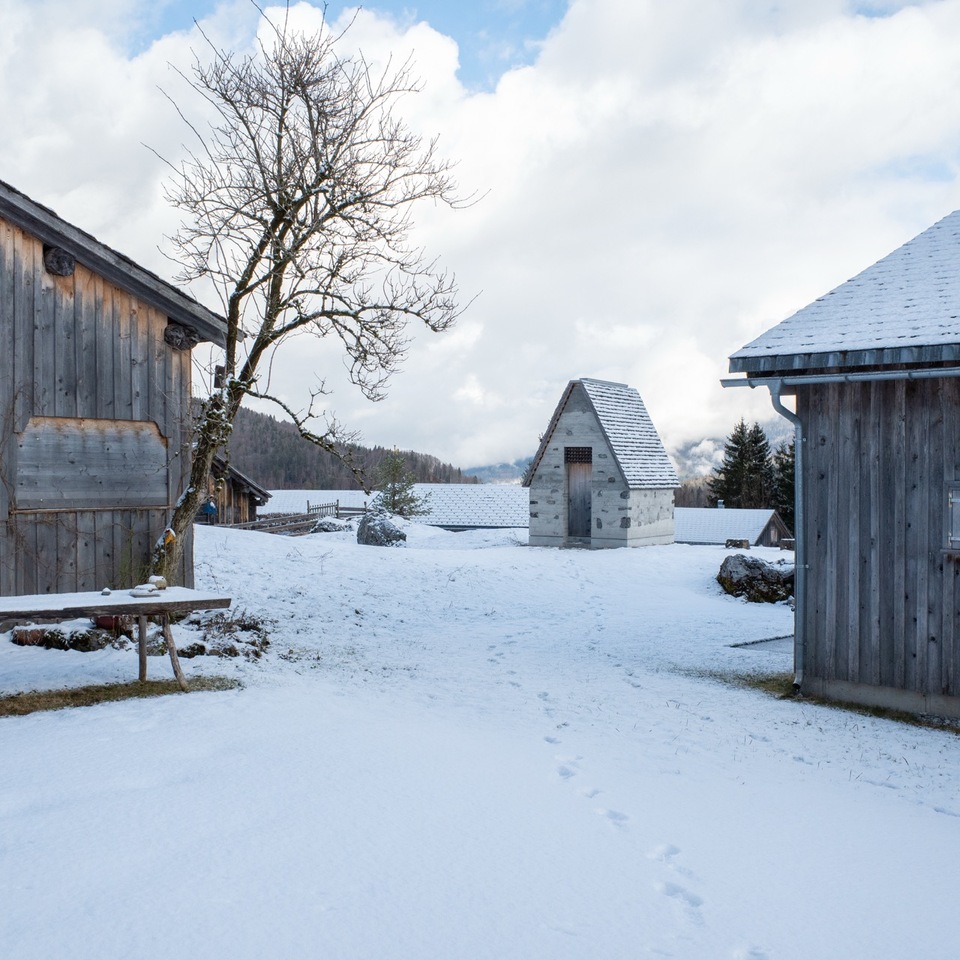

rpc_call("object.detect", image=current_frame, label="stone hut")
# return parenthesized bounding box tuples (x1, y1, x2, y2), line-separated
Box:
(524, 378, 678, 547)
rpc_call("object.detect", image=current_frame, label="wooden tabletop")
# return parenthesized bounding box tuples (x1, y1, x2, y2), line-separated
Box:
(0, 587, 232, 621)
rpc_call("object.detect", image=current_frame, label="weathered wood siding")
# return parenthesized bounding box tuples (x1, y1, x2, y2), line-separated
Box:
(0, 214, 193, 594)
(207, 474, 258, 526)
(798, 377, 960, 714)
(528, 383, 675, 548)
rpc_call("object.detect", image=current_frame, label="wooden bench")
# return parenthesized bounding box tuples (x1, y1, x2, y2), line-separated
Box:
(0, 588, 232, 692)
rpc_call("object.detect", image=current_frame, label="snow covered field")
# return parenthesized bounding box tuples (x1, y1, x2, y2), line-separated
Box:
(2, 524, 959, 959)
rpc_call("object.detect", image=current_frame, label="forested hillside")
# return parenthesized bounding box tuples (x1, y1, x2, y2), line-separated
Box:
(224, 406, 479, 490)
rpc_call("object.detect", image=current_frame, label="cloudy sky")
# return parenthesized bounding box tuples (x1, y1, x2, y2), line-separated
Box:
(3, 0, 960, 471)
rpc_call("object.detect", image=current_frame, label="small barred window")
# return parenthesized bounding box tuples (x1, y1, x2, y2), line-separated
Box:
(564, 447, 593, 464)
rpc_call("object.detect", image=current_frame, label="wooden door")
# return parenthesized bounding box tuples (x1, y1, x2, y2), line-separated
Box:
(567, 461, 592, 539)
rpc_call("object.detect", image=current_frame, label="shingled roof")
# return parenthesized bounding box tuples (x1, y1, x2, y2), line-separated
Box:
(524, 378, 679, 489)
(730, 210, 960, 375)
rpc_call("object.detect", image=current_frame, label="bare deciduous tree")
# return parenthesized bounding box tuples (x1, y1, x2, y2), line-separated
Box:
(151, 7, 462, 579)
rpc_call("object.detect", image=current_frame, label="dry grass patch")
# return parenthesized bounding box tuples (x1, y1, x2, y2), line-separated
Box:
(706, 669, 960, 734)
(0, 676, 240, 717)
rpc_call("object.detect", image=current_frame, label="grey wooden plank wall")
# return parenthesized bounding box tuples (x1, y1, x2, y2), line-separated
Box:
(0, 215, 193, 594)
(799, 378, 960, 700)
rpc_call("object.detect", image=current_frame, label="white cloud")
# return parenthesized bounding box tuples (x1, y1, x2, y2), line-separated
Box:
(3, 0, 960, 469)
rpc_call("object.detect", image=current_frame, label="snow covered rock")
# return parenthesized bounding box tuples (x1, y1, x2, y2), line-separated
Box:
(313, 517, 349, 533)
(356, 509, 407, 547)
(717, 553, 794, 603)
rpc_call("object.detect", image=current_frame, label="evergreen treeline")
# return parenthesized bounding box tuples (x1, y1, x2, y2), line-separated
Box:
(223, 406, 480, 490)
(708, 418, 795, 529)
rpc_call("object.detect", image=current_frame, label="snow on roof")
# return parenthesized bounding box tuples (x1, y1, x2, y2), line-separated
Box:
(526, 378, 679, 489)
(415, 483, 529, 529)
(729, 210, 960, 372)
(264, 485, 528, 529)
(674, 507, 782, 545)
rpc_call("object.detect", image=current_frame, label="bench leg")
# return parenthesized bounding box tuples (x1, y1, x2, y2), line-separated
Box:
(138, 615, 148, 683)
(161, 613, 188, 692)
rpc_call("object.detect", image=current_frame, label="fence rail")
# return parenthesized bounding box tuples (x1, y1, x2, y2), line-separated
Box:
(222, 499, 370, 535)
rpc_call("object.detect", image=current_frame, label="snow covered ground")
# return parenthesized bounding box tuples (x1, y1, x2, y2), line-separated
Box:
(2, 524, 959, 959)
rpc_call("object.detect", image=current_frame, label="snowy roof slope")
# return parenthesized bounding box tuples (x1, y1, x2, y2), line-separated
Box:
(264, 485, 528, 529)
(526, 379, 679, 489)
(730, 210, 960, 373)
(674, 507, 784, 545)
(415, 483, 529, 529)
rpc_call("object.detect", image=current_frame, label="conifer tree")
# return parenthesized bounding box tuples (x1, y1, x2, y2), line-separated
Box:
(373, 450, 430, 517)
(709, 418, 774, 508)
(771, 439, 796, 531)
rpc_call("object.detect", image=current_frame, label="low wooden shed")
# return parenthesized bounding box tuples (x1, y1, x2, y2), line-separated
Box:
(0, 180, 227, 594)
(207, 456, 272, 525)
(673, 507, 791, 547)
(524, 378, 678, 547)
(727, 211, 960, 717)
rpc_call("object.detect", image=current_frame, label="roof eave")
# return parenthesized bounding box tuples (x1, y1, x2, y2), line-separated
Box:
(0, 180, 228, 347)
(729, 342, 960, 376)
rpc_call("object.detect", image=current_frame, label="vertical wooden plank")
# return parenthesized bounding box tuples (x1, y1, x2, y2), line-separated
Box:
(864, 379, 882, 686)
(892, 380, 908, 690)
(0, 217, 14, 596)
(804, 386, 829, 678)
(34, 252, 57, 419)
(114, 290, 133, 420)
(875, 380, 896, 688)
(902, 380, 922, 693)
(97, 277, 116, 421)
(75, 266, 98, 419)
(130, 298, 143, 422)
(53, 271, 77, 419)
(55, 510, 78, 592)
(75, 511, 98, 591)
(923, 378, 944, 697)
(843, 382, 862, 684)
(12, 222, 36, 430)
(35, 513, 58, 593)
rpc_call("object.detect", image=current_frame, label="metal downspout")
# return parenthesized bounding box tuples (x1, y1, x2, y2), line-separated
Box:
(768, 382, 805, 692)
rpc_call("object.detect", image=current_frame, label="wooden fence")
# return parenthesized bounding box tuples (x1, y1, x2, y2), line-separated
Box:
(224, 499, 370, 536)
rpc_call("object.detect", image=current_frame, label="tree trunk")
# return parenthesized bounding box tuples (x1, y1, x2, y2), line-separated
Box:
(151, 388, 241, 581)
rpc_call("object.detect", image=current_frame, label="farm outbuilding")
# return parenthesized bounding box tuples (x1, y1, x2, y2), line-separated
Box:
(524, 378, 678, 548)
(727, 210, 960, 717)
(206, 456, 272, 526)
(0, 180, 227, 594)
(674, 507, 791, 547)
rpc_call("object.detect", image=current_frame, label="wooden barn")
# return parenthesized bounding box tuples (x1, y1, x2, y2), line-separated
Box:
(207, 455, 272, 525)
(0, 180, 227, 594)
(524, 378, 678, 548)
(726, 210, 960, 717)
(673, 507, 791, 547)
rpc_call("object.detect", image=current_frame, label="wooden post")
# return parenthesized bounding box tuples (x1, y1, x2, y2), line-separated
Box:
(161, 613, 189, 692)
(138, 614, 148, 682)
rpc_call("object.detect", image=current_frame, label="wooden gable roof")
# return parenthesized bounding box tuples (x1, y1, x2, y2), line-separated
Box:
(212, 455, 272, 506)
(730, 211, 960, 376)
(524, 378, 679, 489)
(0, 178, 227, 347)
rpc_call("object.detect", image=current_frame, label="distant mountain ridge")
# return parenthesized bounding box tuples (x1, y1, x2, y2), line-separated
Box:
(464, 458, 532, 484)
(224, 406, 479, 489)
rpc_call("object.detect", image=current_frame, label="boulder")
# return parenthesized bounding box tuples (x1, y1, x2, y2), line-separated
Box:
(313, 517, 348, 533)
(357, 509, 407, 547)
(718, 553, 794, 603)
